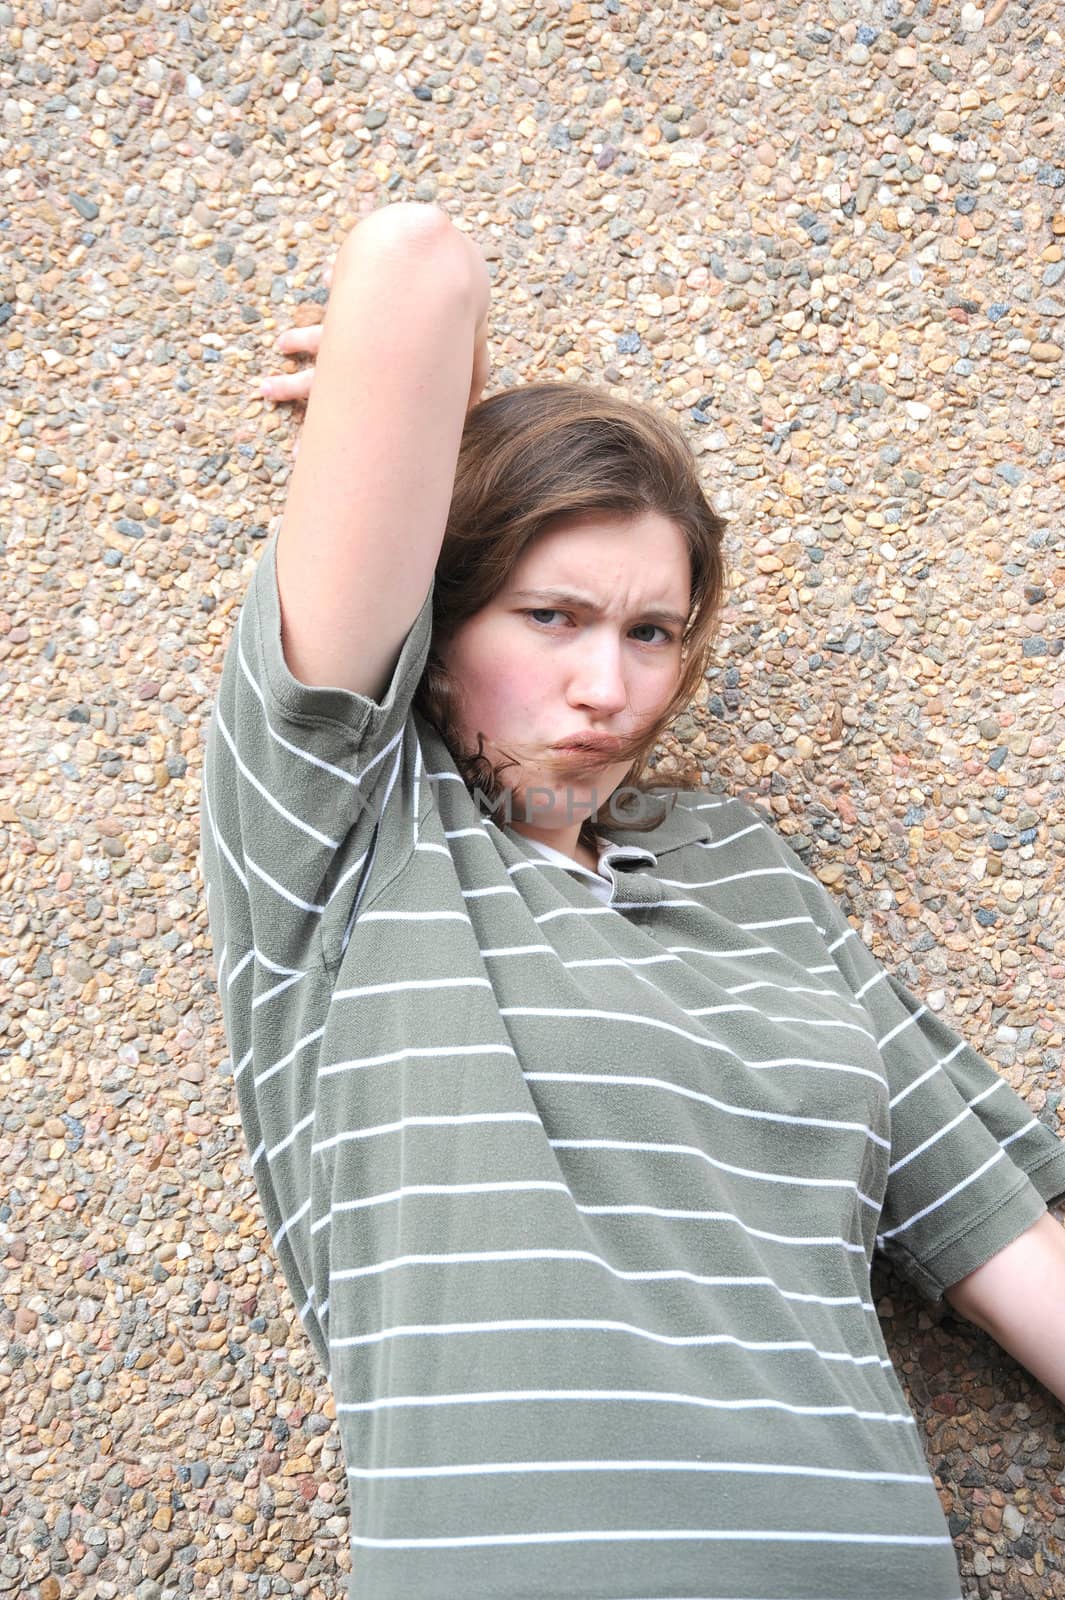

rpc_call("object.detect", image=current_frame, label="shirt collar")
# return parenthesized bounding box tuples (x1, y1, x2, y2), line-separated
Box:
(594, 789, 715, 858)
(495, 791, 715, 874)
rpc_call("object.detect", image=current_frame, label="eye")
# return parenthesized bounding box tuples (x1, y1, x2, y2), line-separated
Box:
(522, 611, 674, 645)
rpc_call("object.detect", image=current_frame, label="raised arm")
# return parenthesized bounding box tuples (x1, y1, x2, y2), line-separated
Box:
(273, 202, 490, 699)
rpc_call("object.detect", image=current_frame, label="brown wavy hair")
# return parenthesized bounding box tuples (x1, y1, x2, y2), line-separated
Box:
(412, 381, 730, 848)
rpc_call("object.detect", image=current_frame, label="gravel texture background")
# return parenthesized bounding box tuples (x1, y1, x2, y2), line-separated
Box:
(2, 0, 1064, 1595)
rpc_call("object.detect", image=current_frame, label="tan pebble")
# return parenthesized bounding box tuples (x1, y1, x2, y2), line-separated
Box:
(166, 1340, 184, 1364)
(1030, 342, 1061, 363)
(1001, 1504, 1026, 1539)
(52, 1368, 74, 1391)
(39, 1580, 60, 1600)
(14, 1306, 37, 1333)
(232, 1502, 256, 1524)
(153, 1505, 172, 1531)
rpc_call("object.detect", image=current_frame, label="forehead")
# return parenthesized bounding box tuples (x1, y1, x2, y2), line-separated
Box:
(509, 512, 691, 601)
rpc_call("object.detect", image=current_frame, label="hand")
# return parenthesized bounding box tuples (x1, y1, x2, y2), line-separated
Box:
(261, 261, 491, 429)
(259, 263, 335, 412)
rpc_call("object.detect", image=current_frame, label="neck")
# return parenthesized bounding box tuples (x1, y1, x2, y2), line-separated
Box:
(513, 820, 600, 872)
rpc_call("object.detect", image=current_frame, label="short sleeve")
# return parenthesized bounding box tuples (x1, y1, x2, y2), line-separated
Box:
(200, 530, 434, 982)
(734, 801, 1065, 1303)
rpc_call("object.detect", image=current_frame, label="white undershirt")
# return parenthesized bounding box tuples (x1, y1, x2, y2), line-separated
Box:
(521, 834, 617, 904)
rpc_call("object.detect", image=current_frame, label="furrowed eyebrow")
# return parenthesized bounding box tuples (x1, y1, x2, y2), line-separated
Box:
(509, 588, 689, 630)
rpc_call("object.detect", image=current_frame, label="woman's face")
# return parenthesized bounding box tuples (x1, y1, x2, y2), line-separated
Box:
(435, 510, 692, 856)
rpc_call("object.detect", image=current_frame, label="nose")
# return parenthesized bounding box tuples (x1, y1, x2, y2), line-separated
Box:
(565, 631, 629, 716)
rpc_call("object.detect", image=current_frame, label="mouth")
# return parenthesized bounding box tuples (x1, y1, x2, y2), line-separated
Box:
(550, 735, 626, 755)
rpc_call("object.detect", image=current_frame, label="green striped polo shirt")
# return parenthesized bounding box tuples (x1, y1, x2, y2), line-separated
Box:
(200, 532, 1065, 1600)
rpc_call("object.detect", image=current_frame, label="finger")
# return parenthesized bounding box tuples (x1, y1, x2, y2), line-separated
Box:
(323, 263, 333, 289)
(275, 325, 323, 354)
(260, 370, 314, 404)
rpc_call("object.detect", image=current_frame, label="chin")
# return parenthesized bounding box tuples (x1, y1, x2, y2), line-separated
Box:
(525, 785, 614, 831)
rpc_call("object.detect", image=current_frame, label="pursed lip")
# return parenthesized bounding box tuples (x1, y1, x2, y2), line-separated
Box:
(550, 734, 627, 754)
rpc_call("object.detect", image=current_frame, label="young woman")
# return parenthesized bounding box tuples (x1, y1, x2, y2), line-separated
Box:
(201, 200, 1065, 1600)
